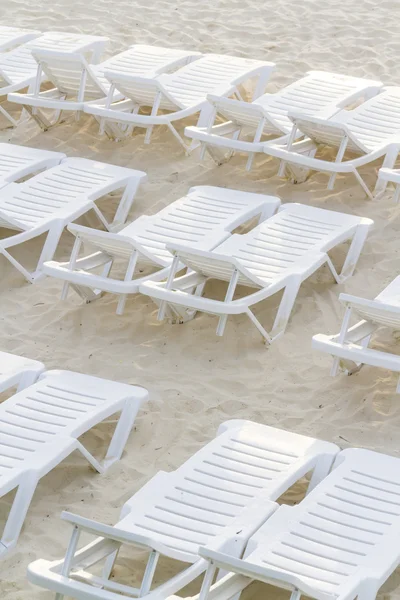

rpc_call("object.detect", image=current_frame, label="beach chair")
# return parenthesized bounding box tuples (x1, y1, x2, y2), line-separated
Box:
(0, 158, 147, 282)
(312, 275, 400, 391)
(0, 31, 107, 127)
(83, 54, 275, 149)
(0, 143, 65, 188)
(8, 45, 201, 130)
(184, 71, 382, 170)
(376, 166, 400, 201)
(0, 26, 41, 52)
(191, 447, 400, 600)
(26, 419, 339, 600)
(0, 350, 44, 393)
(41, 187, 280, 314)
(140, 204, 373, 343)
(262, 87, 400, 198)
(0, 369, 148, 555)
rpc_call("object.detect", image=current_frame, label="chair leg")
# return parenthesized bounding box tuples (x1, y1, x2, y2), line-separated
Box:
(270, 280, 301, 340)
(102, 399, 142, 469)
(34, 224, 65, 279)
(374, 146, 399, 197)
(54, 525, 81, 600)
(1, 477, 39, 554)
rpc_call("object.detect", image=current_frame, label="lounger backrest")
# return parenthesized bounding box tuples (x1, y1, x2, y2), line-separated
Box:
(103, 72, 179, 111)
(97, 45, 200, 83)
(162, 54, 270, 108)
(0, 158, 141, 230)
(71, 187, 280, 267)
(0, 370, 145, 494)
(340, 292, 400, 328)
(0, 26, 40, 52)
(107, 54, 270, 110)
(211, 72, 382, 134)
(174, 204, 367, 287)
(31, 49, 107, 99)
(244, 448, 400, 598)
(118, 420, 338, 562)
(294, 87, 400, 153)
(0, 32, 107, 86)
(0, 143, 64, 186)
(0, 351, 44, 393)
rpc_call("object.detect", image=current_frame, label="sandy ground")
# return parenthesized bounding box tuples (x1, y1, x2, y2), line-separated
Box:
(1, 0, 400, 597)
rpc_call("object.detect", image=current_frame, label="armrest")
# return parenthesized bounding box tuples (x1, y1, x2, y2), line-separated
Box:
(61, 511, 172, 555)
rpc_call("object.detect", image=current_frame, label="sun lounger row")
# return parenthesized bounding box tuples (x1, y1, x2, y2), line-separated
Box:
(0, 144, 146, 282)
(0, 155, 373, 340)
(23, 419, 400, 600)
(0, 35, 274, 137)
(2, 35, 400, 199)
(35, 186, 372, 343)
(188, 83, 400, 199)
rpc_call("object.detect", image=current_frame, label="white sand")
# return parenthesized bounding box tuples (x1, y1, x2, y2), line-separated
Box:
(1, 0, 400, 597)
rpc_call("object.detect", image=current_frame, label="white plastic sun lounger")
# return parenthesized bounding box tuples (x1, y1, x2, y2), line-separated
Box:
(8, 45, 200, 130)
(0, 143, 65, 188)
(27, 419, 339, 600)
(42, 186, 280, 314)
(140, 204, 373, 343)
(0, 158, 146, 282)
(376, 166, 400, 202)
(184, 71, 382, 170)
(0, 32, 107, 126)
(312, 275, 400, 392)
(0, 350, 44, 393)
(83, 54, 275, 149)
(0, 369, 148, 555)
(191, 447, 400, 600)
(262, 86, 400, 199)
(0, 26, 41, 52)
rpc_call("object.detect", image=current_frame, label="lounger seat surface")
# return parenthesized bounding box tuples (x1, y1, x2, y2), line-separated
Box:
(140, 204, 373, 341)
(0, 350, 44, 393)
(0, 143, 65, 188)
(0, 31, 107, 126)
(27, 419, 339, 599)
(198, 448, 400, 600)
(0, 369, 148, 554)
(42, 186, 280, 310)
(312, 275, 400, 385)
(184, 72, 382, 154)
(0, 157, 146, 282)
(263, 87, 400, 198)
(8, 45, 201, 119)
(83, 53, 275, 148)
(0, 157, 146, 231)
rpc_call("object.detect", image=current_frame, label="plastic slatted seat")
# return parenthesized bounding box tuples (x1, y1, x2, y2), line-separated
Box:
(196, 447, 400, 600)
(0, 157, 146, 282)
(263, 87, 400, 198)
(312, 275, 400, 392)
(26, 419, 339, 600)
(8, 45, 200, 130)
(0, 143, 65, 188)
(0, 350, 44, 393)
(0, 26, 40, 52)
(0, 369, 148, 555)
(42, 186, 280, 314)
(83, 53, 275, 149)
(0, 32, 107, 126)
(184, 72, 382, 170)
(140, 204, 373, 343)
